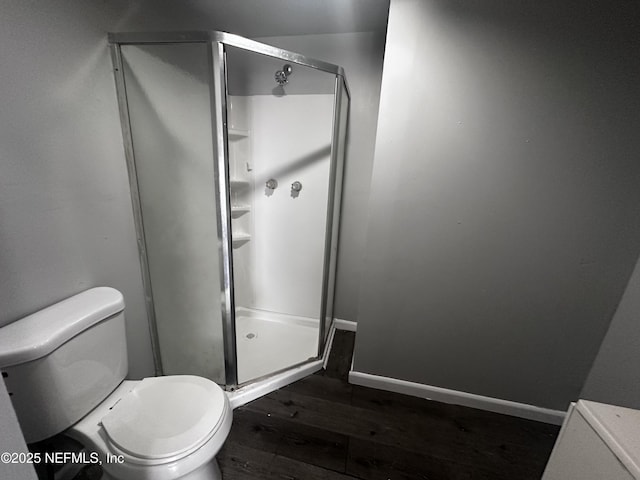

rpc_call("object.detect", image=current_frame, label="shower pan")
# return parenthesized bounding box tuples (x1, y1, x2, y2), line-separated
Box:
(108, 31, 349, 398)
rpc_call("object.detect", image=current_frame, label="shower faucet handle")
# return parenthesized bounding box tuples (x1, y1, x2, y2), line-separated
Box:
(275, 64, 293, 86)
(291, 181, 302, 192)
(266, 178, 278, 190)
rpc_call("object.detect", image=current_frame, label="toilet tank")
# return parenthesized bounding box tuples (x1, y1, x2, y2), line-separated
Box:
(0, 287, 128, 443)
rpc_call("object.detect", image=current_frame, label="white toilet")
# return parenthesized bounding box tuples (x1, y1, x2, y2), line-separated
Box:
(0, 287, 232, 480)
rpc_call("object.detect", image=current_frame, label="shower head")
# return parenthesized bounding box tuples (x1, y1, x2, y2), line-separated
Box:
(274, 64, 293, 85)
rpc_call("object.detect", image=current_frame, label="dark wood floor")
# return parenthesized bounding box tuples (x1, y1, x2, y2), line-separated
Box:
(218, 330, 560, 480)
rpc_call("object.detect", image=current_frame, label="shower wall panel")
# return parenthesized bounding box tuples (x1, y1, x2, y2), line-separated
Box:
(246, 94, 334, 319)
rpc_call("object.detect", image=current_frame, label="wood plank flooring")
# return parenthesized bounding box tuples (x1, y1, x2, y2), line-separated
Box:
(218, 330, 560, 480)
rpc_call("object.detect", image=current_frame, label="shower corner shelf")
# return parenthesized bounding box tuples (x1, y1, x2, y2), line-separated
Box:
(229, 178, 250, 189)
(228, 128, 249, 140)
(232, 233, 251, 247)
(231, 205, 251, 217)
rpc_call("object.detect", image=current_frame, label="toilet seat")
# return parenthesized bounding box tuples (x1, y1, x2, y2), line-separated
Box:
(101, 376, 227, 464)
(67, 378, 233, 480)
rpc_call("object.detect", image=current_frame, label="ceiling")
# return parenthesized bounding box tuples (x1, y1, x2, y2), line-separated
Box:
(117, 0, 390, 96)
(122, 0, 390, 38)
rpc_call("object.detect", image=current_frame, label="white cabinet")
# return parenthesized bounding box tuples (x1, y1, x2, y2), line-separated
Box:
(543, 400, 640, 480)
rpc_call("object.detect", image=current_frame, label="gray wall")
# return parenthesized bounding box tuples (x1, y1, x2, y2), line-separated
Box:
(255, 33, 387, 322)
(0, 383, 37, 479)
(353, 0, 640, 411)
(581, 252, 640, 408)
(0, 1, 157, 380)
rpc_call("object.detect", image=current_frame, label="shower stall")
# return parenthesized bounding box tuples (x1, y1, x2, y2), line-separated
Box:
(108, 31, 349, 395)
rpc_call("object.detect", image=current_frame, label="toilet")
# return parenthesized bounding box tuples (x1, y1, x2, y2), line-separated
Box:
(0, 287, 232, 480)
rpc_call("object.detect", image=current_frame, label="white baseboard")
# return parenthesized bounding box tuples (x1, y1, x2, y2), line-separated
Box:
(349, 370, 566, 425)
(334, 318, 357, 332)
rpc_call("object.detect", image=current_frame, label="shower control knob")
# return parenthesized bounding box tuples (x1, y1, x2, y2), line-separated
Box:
(275, 70, 288, 85)
(275, 64, 293, 86)
(291, 181, 302, 192)
(266, 178, 278, 190)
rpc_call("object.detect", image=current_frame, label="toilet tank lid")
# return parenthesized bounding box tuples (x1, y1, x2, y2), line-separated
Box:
(0, 287, 124, 368)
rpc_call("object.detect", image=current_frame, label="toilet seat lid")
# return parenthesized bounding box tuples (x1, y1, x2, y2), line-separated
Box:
(101, 375, 227, 460)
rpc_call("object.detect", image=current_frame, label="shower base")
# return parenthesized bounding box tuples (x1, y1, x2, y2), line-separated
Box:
(235, 308, 319, 384)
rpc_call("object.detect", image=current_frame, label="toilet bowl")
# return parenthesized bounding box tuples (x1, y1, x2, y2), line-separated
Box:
(68, 376, 232, 480)
(0, 287, 232, 480)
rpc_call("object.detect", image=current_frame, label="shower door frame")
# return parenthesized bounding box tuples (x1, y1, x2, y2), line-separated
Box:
(109, 31, 350, 389)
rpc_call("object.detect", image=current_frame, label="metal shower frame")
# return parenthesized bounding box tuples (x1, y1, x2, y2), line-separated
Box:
(108, 31, 350, 389)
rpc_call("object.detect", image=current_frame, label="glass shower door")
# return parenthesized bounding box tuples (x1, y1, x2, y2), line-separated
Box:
(224, 45, 337, 384)
(116, 43, 228, 384)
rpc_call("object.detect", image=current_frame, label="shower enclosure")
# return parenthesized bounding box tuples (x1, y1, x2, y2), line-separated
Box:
(108, 31, 349, 391)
